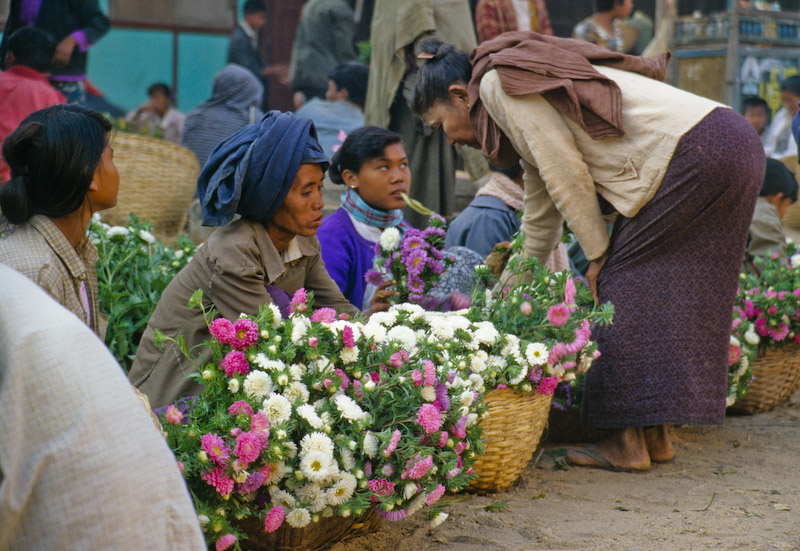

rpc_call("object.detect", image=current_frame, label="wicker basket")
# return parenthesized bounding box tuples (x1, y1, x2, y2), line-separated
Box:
(234, 508, 382, 551)
(469, 389, 552, 494)
(101, 132, 199, 243)
(730, 344, 800, 414)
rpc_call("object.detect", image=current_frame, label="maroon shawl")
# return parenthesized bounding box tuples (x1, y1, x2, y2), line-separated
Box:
(468, 32, 671, 168)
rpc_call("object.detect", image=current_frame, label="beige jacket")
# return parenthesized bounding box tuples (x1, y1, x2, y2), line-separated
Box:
(479, 65, 724, 261)
(130, 219, 358, 408)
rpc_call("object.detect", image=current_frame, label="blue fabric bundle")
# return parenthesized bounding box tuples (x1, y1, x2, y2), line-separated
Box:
(197, 110, 329, 226)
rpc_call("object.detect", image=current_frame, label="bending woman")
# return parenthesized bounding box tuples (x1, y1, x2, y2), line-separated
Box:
(130, 111, 364, 409)
(413, 34, 764, 470)
(319, 126, 412, 310)
(0, 104, 118, 339)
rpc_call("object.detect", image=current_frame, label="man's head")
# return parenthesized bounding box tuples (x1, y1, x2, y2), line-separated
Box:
(243, 0, 267, 32)
(4, 27, 56, 73)
(326, 62, 370, 110)
(742, 95, 770, 135)
(761, 158, 798, 219)
(780, 75, 800, 116)
(147, 83, 173, 117)
(595, 0, 634, 18)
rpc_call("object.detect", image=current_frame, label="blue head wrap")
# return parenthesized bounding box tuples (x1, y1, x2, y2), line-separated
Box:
(197, 110, 329, 226)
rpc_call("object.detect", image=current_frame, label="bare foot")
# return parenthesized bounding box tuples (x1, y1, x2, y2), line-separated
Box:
(565, 427, 651, 471)
(644, 425, 674, 463)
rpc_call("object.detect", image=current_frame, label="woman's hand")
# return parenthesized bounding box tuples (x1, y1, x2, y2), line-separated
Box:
(52, 35, 77, 66)
(586, 252, 608, 303)
(366, 280, 398, 315)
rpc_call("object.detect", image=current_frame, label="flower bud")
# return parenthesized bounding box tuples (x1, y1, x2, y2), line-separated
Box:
(202, 369, 213, 380)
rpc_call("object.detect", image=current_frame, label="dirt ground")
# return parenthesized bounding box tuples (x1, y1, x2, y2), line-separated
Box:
(331, 389, 800, 551)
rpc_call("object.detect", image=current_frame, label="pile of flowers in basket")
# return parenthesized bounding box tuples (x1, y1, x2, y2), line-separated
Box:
(162, 289, 542, 549)
(365, 214, 454, 306)
(467, 232, 615, 405)
(89, 213, 194, 371)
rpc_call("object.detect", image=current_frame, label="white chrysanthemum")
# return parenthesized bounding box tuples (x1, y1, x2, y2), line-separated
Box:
(363, 432, 378, 458)
(430, 512, 449, 528)
(467, 373, 485, 392)
(487, 355, 506, 369)
(291, 317, 310, 344)
(386, 325, 417, 350)
(266, 303, 282, 328)
(263, 461, 286, 485)
(470, 353, 487, 373)
(315, 357, 334, 374)
(448, 375, 465, 389)
(197, 514, 210, 528)
(446, 313, 471, 331)
(379, 227, 401, 250)
(369, 311, 398, 327)
(284, 381, 310, 404)
(254, 353, 285, 371)
(428, 316, 456, 340)
(473, 321, 500, 346)
(297, 404, 324, 428)
(735, 355, 749, 377)
(106, 226, 129, 238)
(138, 229, 156, 244)
(268, 486, 297, 509)
(726, 394, 736, 407)
(393, 302, 425, 321)
(300, 431, 335, 457)
(320, 411, 333, 426)
(460, 390, 475, 407)
(507, 363, 527, 386)
(791, 253, 800, 268)
(286, 508, 312, 528)
(244, 370, 273, 399)
(263, 393, 292, 425)
(326, 473, 357, 506)
(525, 342, 548, 366)
(406, 492, 427, 516)
(339, 447, 356, 471)
(362, 322, 388, 343)
(334, 394, 368, 422)
(578, 348, 594, 372)
(340, 347, 359, 364)
(289, 363, 307, 380)
(283, 441, 298, 458)
(730, 335, 740, 347)
(744, 330, 760, 346)
(404, 482, 418, 500)
(228, 378, 240, 393)
(295, 483, 328, 512)
(300, 450, 338, 482)
(421, 386, 436, 401)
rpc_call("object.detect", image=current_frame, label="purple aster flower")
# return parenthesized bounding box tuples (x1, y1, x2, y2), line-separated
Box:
(365, 269, 386, 286)
(404, 249, 428, 276)
(407, 276, 425, 294)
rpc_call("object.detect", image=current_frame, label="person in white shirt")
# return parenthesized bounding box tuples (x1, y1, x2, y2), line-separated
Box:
(763, 75, 800, 159)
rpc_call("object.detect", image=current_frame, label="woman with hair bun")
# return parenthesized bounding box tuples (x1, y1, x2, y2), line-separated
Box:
(319, 126, 412, 309)
(0, 104, 118, 338)
(412, 34, 764, 471)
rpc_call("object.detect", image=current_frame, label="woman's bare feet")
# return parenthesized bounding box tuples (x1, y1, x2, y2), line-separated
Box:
(565, 427, 651, 471)
(643, 425, 674, 463)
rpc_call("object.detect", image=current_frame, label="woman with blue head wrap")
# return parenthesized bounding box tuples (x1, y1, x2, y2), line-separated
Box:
(130, 111, 366, 409)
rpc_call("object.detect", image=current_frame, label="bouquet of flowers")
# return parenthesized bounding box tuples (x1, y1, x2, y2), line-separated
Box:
(365, 215, 454, 305)
(89, 213, 195, 371)
(728, 307, 756, 406)
(467, 232, 615, 406)
(160, 290, 488, 550)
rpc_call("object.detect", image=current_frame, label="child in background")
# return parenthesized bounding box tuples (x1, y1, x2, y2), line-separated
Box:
(742, 95, 770, 146)
(748, 158, 798, 259)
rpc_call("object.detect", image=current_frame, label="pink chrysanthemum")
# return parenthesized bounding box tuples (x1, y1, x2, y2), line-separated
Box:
(308, 336, 319, 348)
(222, 350, 250, 377)
(404, 455, 433, 479)
(381, 463, 395, 476)
(520, 301, 532, 316)
(497, 383, 508, 390)
(289, 288, 308, 313)
(768, 322, 790, 341)
(416, 404, 442, 435)
(164, 404, 183, 425)
(537, 376, 559, 396)
(547, 343, 568, 366)
(310, 307, 337, 323)
(201, 465, 234, 496)
(728, 344, 742, 366)
(334, 368, 350, 390)
(216, 533, 237, 551)
(564, 278, 577, 306)
(755, 317, 769, 336)
(237, 471, 265, 494)
(446, 466, 461, 479)
(339, 312, 350, 320)
(768, 305, 778, 315)
(259, 464, 272, 481)
(367, 477, 396, 497)
(201, 433, 231, 465)
(264, 505, 285, 533)
(209, 318, 235, 345)
(451, 416, 467, 439)
(411, 369, 423, 386)
(177, 461, 185, 473)
(427, 484, 446, 506)
(234, 431, 263, 464)
(378, 508, 407, 521)
(389, 352, 404, 369)
(438, 431, 449, 448)
(228, 400, 254, 417)
(547, 304, 570, 327)
(353, 379, 364, 399)
(382, 429, 402, 457)
(422, 360, 436, 386)
(342, 325, 356, 348)
(230, 318, 259, 350)
(250, 411, 271, 444)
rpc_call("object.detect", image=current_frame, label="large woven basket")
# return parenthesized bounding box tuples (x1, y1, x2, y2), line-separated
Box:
(469, 389, 552, 494)
(730, 344, 800, 414)
(101, 132, 199, 243)
(235, 507, 382, 551)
